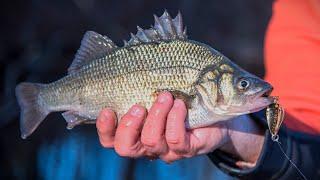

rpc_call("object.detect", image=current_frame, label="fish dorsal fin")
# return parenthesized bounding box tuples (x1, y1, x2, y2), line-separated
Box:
(68, 31, 118, 74)
(126, 10, 187, 46)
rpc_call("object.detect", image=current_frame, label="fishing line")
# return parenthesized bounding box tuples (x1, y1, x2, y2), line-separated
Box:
(266, 97, 308, 180)
(271, 135, 308, 180)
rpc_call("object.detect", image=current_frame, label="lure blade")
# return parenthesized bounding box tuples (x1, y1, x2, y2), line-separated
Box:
(266, 97, 285, 139)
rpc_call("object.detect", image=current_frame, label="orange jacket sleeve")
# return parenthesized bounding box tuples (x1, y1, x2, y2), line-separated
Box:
(210, 1, 320, 179)
(264, 0, 320, 135)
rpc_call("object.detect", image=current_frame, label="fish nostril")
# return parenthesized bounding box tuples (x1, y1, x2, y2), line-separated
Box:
(263, 82, 273, 92)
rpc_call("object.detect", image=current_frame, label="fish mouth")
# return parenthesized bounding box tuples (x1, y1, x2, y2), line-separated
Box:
(256, 86, 273, 100)
(261, 88, 272, 97)
(248, 87, 274, 113)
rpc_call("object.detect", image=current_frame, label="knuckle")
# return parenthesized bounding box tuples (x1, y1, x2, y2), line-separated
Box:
(166, 132, 181, 144)
(167, 138, 190, 154)
(166, 137, 180, 145)
(141, 136, 159, 147)
(170, 144, 188, 154)
(120, 114, 132, 122)
(147, 108, 166, 121)
(114, 144, 130, 157)
(146, 111, 159, 120)
(119, 117, 137, 129)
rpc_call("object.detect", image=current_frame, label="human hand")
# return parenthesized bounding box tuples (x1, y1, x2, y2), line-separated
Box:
(96, 92, 265, 166)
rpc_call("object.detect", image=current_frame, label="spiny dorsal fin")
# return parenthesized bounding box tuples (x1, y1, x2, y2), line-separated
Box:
(125, 11, 187, 46)
(68, 31, 118, 74)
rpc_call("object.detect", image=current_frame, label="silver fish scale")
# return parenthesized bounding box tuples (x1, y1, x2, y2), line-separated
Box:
(40, 40, 221, 121)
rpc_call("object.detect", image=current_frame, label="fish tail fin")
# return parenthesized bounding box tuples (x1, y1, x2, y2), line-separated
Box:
(15, 82, 49, 139)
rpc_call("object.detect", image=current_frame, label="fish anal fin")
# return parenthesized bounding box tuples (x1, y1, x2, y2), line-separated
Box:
(68, 31, 118, 74)
(62, 111, 92, 129)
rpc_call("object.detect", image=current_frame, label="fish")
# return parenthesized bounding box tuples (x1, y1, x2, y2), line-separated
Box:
(15, 11, 274, 139)
(266, 97, 285, 141)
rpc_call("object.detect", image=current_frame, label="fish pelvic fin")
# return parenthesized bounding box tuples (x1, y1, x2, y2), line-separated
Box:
(62, 111, 92, 130)
(15, 82, 50, 139)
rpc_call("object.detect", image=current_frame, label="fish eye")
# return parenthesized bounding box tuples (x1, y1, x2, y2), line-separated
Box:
(238, 79, 250, 90)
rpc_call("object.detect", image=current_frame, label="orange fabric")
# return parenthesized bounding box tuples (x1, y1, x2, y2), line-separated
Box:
(264, 0, 320, 135)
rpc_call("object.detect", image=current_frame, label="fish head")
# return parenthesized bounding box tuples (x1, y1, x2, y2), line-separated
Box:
(223, 68, 274, 114)
(196, 59, 273, 119)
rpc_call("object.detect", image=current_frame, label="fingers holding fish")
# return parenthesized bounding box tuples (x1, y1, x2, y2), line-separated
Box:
(96, 109, 117, 148)
(143, 98, 195, 162)
(96, 94, 239, 163)
(114, 105, 147, 158)
(97, 96, 207, 161)
(141, 92, 173, 155)
(166, 99, 190, 154)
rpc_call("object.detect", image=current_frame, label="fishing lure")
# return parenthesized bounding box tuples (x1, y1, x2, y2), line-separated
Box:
(266, 97, 308, 180)
(266, 96, 284, 141)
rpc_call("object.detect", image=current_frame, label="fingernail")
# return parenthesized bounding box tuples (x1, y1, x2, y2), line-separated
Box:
(98, 113, 107, 123)
(101, 113, 109, 122)
(130, 106, 144, 117)
(100, 116, 107, 122)
(101, 110, 112, 122)
(158, 93, 169, 103)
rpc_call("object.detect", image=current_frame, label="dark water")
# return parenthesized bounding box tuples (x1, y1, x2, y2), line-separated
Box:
(0, 0, 272, 179)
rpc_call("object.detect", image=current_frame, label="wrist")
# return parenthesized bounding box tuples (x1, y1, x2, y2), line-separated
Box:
(219, 115, 265, 167)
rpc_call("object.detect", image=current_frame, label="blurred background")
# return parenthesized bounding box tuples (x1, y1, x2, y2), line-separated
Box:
(0, 0, 272, 179)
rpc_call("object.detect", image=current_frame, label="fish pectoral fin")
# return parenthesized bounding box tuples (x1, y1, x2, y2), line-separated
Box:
(62, 111, 92, 130)
(154, 90, 194, 109)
